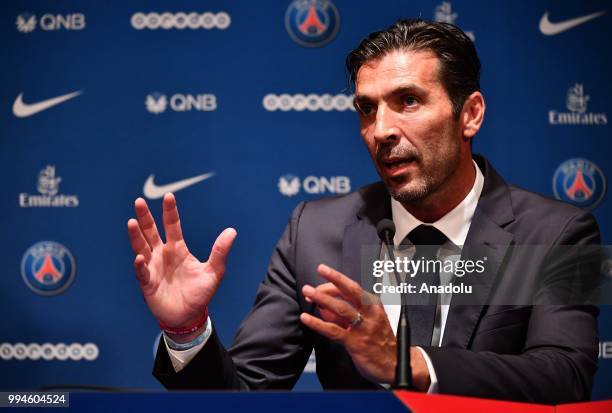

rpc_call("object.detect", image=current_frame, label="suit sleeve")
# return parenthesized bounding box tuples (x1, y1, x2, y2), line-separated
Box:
(153, 202, 313, 390)
(421, 211, 601, 404)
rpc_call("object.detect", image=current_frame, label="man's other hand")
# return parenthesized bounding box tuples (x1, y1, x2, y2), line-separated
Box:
(127, 193, 237, 343)
(300, 264, 430, 390)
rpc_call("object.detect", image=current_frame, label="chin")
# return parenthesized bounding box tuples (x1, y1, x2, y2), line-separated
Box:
(386, 177, 430, 203)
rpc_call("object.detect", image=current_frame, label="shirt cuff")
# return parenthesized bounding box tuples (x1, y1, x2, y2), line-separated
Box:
(416, 346, 439, 394)
(163, 316, 212, 373)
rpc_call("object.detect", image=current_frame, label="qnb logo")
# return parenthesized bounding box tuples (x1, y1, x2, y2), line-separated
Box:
(0, 343, 98, 361)
(16, 13, 36, 33)
(433, 2, 475, 41)
(19, 165, 79, 208)
(131, 12, 230, 30)
(549, 83, 608, 125)
(552, 158, 606, 210)
(600, 341, 612, 359)
(263, 94, 354, 112)
(146, 92, 217, 114)
(146, 93, 167, 114)
(16, 13, 86, 33)
(278, 175, 351, 197)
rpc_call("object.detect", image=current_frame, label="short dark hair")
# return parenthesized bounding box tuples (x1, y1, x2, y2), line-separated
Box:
(346, 19, 481, 118)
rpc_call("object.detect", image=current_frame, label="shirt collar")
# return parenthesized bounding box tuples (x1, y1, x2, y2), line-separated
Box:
(391, 160, 484, 246)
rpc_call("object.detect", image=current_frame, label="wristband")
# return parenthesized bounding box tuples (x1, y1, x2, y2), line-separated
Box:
(159, 307, 208, 335)
(164, 318, 211, 351)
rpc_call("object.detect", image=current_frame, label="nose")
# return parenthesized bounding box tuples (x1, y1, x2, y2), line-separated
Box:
(372, 105, 400, 143)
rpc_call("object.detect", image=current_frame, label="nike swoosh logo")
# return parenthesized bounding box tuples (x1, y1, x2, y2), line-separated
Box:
(143, 172, 215, 199)
(12, 91, 83, 118)
(539, 10, 607, 36)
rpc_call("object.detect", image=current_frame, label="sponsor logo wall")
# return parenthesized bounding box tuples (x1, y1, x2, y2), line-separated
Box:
(19, 165, 79, 208)
(13, 91, 83, 118)
(0, 343, 99, 361)
(285, 0, 340, 47)
(601, 342, 612, 359)
(549, 83, 608, 125)
(145, 93, 217, 114)
(16, 13, 86, 33)
(2, 0, 611, 397)
(263, 93, 354, 112)
(278, 175, 351, 196)
(552, 158, 606, 209)
(130, 12, 231, 30)
(21, 241, 76, 296)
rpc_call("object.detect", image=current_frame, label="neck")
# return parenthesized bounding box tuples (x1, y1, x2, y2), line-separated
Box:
(401, 157, 476, 223)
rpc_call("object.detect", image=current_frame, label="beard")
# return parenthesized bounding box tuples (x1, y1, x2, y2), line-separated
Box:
(377, 134, 462, 205)
(387, 171, 437, 203)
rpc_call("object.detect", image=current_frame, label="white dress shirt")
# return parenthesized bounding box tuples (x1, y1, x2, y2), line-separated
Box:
(384, 160, 484, 392)
(165, 161, 484, 392)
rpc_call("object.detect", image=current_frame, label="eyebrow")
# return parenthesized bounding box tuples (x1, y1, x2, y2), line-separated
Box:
(354, 84, 428, 105)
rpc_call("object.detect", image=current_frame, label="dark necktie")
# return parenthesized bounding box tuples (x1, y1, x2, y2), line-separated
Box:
(403, 225, 448, 347)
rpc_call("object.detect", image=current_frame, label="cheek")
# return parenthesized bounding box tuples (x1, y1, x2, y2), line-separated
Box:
(421, 117, 457, 150)
(359, 126, 376, 155)
(359, 117, 372, 136)
(361, 137, 377, 159)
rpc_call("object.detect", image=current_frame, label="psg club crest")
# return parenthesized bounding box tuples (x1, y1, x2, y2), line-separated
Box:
(21, 241, 76, 296)
(553, 158, 606, 210)
(285, 0, 340, 47)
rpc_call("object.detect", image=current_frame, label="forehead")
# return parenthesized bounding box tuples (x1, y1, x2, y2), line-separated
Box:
(355, 49, 441, 96)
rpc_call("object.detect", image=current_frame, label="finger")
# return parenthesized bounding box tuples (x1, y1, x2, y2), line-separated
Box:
(127, 219, 152, 261)
(134, 197, 162, 248)
(317, 264, 363, 307)
(305, 283, 341, 303)
(319, 307, 351, 329)
(313, 282, 353, 302)
(303, 285, 359, 323)
(134, 254, 151, 288)
(300, 313, 347, 343)
(207, 228, 238, 275)
(162, 193, 184, 243)
(305, 282, 340, 303)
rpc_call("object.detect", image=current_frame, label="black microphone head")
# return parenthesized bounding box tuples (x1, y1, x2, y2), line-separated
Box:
(376, 219, 396, 241)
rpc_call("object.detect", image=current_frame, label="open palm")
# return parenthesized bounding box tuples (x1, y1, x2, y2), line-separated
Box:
(127, 193, 237, 329)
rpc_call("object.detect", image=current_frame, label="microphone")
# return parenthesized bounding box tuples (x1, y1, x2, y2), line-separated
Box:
(376, 219, 412, 390)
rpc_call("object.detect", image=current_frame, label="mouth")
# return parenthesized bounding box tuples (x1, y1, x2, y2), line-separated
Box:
(380, 157, 417, 177)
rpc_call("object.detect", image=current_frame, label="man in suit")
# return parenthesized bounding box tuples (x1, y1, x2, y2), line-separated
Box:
(127, 19, 600, 403)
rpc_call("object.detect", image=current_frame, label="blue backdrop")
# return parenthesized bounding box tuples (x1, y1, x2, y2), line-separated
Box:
(1, 0, 610, 399)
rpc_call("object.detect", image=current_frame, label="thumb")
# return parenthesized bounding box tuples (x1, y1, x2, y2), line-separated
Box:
(207, 228, 237, 275)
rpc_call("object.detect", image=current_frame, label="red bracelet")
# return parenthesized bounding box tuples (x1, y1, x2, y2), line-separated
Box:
(159, 307, 209, 335)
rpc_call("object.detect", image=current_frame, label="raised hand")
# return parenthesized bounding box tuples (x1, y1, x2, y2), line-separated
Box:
(127, 193, 237, 335)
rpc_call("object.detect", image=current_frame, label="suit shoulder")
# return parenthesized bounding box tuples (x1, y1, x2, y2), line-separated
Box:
(506, 184, 599, 243)
(508, 184, 587, 220)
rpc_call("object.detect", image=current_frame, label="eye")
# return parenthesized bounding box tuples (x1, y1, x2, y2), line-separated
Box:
(403, 95, 418, 107)
(356, 102, 375, 116)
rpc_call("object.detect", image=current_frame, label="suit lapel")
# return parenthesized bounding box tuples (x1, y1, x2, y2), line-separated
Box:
(341, 183, 391, 295)
(442, 156, 515, 348)
(442, 209, 514, 347)
(342, 219, 381, 294)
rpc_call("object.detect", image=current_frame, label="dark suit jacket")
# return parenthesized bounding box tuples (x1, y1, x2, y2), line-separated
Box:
(153, 155, 600, 404)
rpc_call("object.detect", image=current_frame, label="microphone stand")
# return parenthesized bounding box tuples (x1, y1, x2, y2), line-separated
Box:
(382, 230, 412, 389)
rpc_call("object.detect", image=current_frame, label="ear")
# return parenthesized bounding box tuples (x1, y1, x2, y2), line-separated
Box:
(460, 91, 485, 141)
